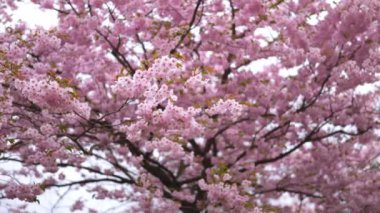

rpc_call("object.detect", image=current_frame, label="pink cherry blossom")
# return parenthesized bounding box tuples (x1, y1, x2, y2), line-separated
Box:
(0, 0, 379, 212)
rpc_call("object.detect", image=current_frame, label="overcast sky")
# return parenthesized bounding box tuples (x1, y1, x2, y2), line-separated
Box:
(12, 1, 58, 28)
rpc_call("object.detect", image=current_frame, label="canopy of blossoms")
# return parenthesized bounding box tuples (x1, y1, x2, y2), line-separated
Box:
(0, 0, 379, 212)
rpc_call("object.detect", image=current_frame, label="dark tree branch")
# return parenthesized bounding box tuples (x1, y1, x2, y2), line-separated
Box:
(256, 187, 322, 199)
(65, 0, 80, 16)
(115, 134, 180, 189)
(170, 0, 203, 53)
(95, 31, 135, 75)
(46, 178, 132, 188)
(228, 0, 236, 38)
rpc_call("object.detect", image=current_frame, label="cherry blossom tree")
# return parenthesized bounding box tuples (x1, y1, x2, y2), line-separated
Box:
(1, 0, 380, 212)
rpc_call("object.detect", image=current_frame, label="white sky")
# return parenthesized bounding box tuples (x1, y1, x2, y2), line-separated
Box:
(12, 1, 58, 28)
